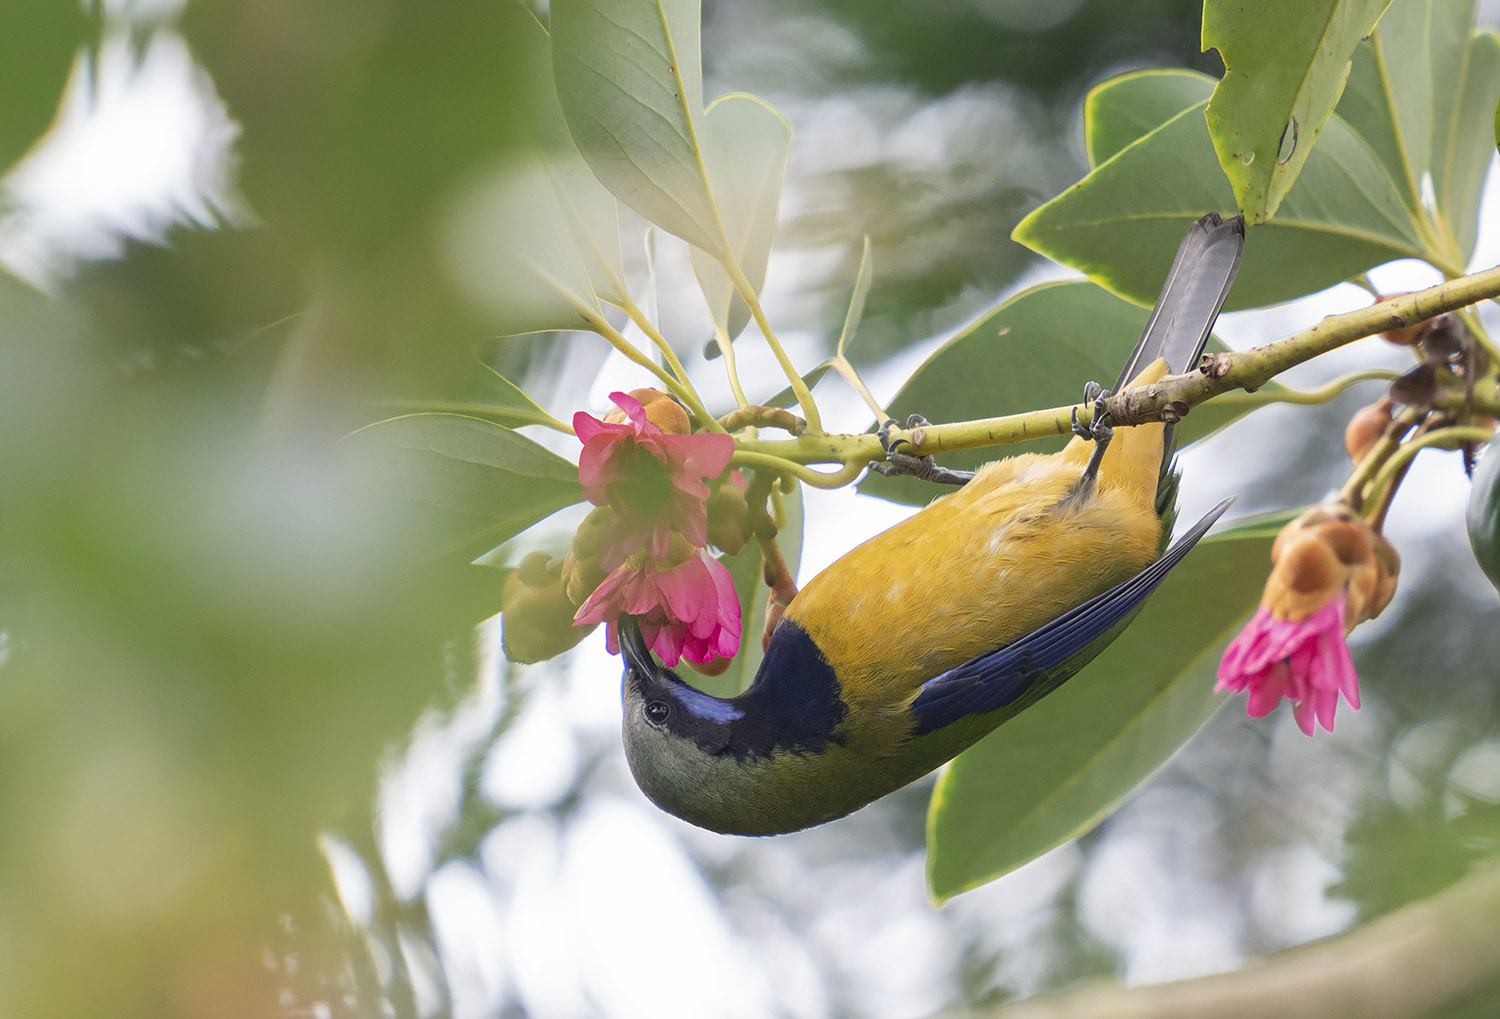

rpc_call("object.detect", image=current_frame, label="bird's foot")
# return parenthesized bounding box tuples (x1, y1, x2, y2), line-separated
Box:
(1061, 383, 1114, 508)
(873, 414, 974, 486)
(1069, 382, 1113, 446)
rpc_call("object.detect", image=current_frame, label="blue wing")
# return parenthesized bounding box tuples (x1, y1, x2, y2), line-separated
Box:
(908, 499, 1232, 736)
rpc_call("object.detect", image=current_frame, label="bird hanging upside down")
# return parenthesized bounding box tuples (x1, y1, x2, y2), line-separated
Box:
(618, 212, 1245, 835)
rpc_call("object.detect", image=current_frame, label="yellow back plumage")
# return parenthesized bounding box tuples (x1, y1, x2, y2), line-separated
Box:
(785, 359, 1174, 738)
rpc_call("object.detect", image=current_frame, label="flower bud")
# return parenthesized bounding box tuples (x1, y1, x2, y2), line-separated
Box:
(603, 388, 690, 434)
(1344, 396, 1394, 463)
(706, 471, 752, 556)
(688, 655, 733, 678)
(561, 507, 613, 606)
(502, 551, 596, 663)
(1265, 504, 1399, 631)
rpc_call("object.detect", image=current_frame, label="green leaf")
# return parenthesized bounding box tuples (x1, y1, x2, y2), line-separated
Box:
(346, 413, 583, 562)
(926, 520, 1280, 901)
(0, 0, 87, 175)
(688, 94, 792, 341)
(1014, 100, 1427, 309)
(836, 235, 875, 359)
(1337, 0, 1494, 268)
(861, 281, 1257, 508)
(1084, 68, 1217, 167)
(1202, 0, 1395, 222)
(440, 10, 629, 335)
(550, 0, 724, 255)
(1466, 434, 1500, 594)
(1435, 31, 1500, 262)
(468, 364, 567, 429)
(521, 9, 629, 306)
(443, 159, 606, 336)
(694, 482, 804, 698)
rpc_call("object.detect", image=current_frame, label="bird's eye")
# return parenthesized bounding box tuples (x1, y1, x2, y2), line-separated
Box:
(645, 700, 670, 724)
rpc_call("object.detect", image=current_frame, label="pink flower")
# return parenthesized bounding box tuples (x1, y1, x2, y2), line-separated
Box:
(1216, 503, 1400, 736)
(574, 391, 734, 569)
(1216, 594, 1360, 736)
(574, 546, 741, 666)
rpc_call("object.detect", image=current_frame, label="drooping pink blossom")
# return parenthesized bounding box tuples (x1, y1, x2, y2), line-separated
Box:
(1216, 593, 1360, 736)
(573, 391, 734, 569)
(574, 547, 741, 666)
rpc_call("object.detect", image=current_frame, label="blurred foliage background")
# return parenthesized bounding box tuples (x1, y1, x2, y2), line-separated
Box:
(2, 1, 1499, 1018)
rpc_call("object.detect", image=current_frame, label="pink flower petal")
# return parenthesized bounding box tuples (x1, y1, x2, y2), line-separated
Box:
(1217, 592, 1360, 736)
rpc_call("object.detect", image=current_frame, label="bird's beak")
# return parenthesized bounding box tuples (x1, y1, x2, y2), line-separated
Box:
(617, 615, 656, 675)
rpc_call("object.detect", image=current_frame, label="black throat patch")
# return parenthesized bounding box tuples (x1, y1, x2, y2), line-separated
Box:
(637, 619, 849, 761)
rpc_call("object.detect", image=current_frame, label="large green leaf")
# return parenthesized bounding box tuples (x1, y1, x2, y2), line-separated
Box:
(469, 364, 567, 429)
(1435, 30, 1500, 262)
(862, 280, 1256, 508)
(1467, 434, 1500, 594)
(444, 160, 605, 335)
(346, 413, 583, 561)
(1084, 69, 1218, 167)
(1337, 0, 1496, 268)
(0, 0, 87, 175)
(926, 515, 1287, 901)
(693, 481, 804, 698)
(441, 10, 628, 335)
(688, 94, 792, 342)
(550, 0, 724, 255)
(521, 8, 629, 306)
(1015, 99, 1427, 309)
(1202, 0, 1394, 222)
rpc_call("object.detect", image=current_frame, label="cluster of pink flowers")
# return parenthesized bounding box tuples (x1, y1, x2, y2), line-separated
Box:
(569, 390, 741, 667)
(1216, 504, 1398, 735)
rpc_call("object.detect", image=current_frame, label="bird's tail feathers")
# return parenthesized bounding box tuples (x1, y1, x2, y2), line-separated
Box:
(1113, 212, 1245, 392)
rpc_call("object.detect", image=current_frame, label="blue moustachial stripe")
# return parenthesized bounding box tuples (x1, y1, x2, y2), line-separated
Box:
(672, 681, 745, 723)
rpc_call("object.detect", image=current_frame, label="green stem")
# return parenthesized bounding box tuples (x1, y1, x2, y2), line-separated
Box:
(1262, 369, 1401, 405)
(618, 296, 695, 390)
(581, 310, 726, 433)
(1104, 265, 1500, 429)
(1337, 407, 1423, 509)
(1365, 424, 1496, 505)
(722, 258, 823, 434)
(730, 449, 865, 488)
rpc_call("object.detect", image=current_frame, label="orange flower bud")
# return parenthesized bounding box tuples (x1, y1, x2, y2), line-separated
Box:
(1344, 396, 1394, 463)
(501, 551, 596, 663)
(688, 655, 733, 678)
(602, 388, 691, 434)
(1263, 504, 1399, 631)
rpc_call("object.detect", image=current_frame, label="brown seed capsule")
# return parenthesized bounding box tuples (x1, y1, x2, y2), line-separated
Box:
(501, 551, 596, 663)
(1345, 396, 1395, 462)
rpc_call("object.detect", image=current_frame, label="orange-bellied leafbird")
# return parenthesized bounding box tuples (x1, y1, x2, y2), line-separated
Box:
(618, 212, 1245, 835)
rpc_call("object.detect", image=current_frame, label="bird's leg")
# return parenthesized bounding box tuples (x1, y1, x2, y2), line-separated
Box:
(1060, 383, 1113, 508)
(872, 414, 975, 486)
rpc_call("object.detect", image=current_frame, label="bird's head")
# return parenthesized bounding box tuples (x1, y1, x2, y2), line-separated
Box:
(616, 615, 770, 831)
